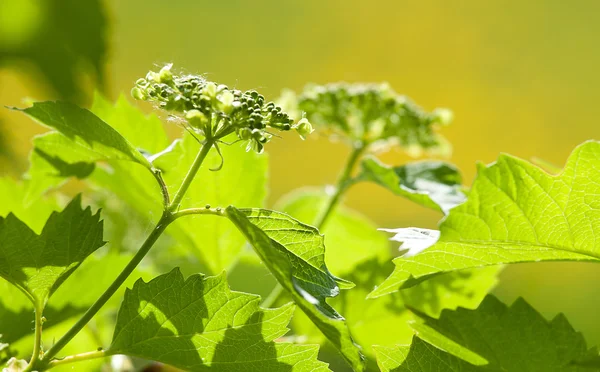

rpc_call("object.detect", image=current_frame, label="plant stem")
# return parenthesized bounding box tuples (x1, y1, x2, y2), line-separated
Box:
(24, 305, 44, 372)
(46, 350, 107, 370)
(38, 213, 172, 366)
(38, 140, 216, 369)
(261, 143, 366, 307)
(152, 168, 170, 208)
(313, 144, 365, 229)
(169, 139, 214, 212)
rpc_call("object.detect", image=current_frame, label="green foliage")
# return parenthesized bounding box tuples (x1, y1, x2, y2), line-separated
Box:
(14, 101, 152, 169)
(371, 141, 600, 298)
(225, 207, 365, 371)
(109, 268, 330, 371)
(2, 67, 599, 372)
(163, 134, 268, 273)
(0, 196, 104, 308)
(375, 295, 600, 371)
(356, 156, 466, 213)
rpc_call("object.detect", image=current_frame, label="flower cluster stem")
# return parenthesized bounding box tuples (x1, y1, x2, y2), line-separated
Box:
(35, 140, 215, 370)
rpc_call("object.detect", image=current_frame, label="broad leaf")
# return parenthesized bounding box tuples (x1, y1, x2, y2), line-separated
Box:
(109, 268, 330, 372)
(15, 101, 152, 169)
(163, 134, 268, 274)
(356, 156, 466, 213)
(0, 195, 105, 307)
(375, 295, 600, 371)
(225, 207, 365, 372)
(90, 93, 170, 154)
(370, 141, 600, 297)
(276, 189, 498, 356)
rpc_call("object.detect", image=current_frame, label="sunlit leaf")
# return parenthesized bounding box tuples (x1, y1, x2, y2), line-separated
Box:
(225, 207, 364, 372)
(109, 268, 330, 372)
(15, 101, 152, 168)
(370, 141, 600, 297)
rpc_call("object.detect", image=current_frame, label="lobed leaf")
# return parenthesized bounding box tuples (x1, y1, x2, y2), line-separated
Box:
(375, 295, 600, 371)
(109, 268, 330, 372)
(370, 141, 600, 297)
(225, 207, 365, 371)
(356, 156, 466, 213)
(0, 196, 105, 308)
(276, 188, 499, 367)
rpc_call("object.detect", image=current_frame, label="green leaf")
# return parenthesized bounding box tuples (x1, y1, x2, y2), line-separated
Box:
(275, 188, 390, 273)
(356, 156, 466, 213)
(15, 101, 152, 169)
(276, 188, 498, 367)
(163, 134, 268, 274)
(0, 195, 105, 307)
(90, 93, 170, 154)
(225, 207, 365, 372)
(375, 295, 600, 371)
(109, 268, 330, 372)
(370, 141, 600, 297)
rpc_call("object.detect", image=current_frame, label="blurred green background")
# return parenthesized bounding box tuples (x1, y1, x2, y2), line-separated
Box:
(1, 0, 599, 349)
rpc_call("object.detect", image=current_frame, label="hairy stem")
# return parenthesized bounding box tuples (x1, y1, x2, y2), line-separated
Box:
(46, 350, 107, 370)
(24, 305, 44, 372)
(261, 143, 366, 307)
(37, 140, 216, 369)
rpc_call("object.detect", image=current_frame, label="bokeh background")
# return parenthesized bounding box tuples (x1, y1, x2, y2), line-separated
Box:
(1, 0, 599, 350)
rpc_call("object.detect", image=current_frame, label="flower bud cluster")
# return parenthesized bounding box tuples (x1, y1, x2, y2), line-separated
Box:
(294, 82, 452, 156)
(132, 65, 310, 153)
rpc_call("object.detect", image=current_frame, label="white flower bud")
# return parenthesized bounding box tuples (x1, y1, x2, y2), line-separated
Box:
(218, 91, 235, 114)
(185, 109, 207, 129)
(203, 82, 217, 99)
(432, 108, 453, 126)
(295, 118, 313, 140)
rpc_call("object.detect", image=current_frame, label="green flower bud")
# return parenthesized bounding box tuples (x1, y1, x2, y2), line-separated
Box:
(218, 90, 235, 114)
(295, 118, 313, 140)
(158, 64, 173, 84)
(185, 109, 207, 129)
(131, 87, 146, 101)
(203, 82, 217, 99)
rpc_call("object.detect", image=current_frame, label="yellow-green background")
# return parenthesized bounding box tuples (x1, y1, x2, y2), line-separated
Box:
(1, 0, 599, 347)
